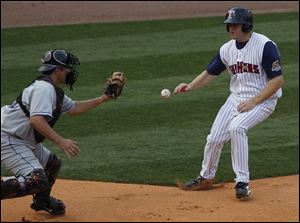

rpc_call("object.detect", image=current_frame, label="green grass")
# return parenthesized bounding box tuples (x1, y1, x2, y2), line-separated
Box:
(1, 12, 298, 186)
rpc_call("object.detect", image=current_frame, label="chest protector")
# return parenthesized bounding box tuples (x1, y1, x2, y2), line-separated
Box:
(16, 75, 65, 143)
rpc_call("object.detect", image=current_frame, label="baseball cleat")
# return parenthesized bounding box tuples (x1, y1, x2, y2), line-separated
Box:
(235, 182, 251, 199)
(30, 196, 66, 215)
(177, 175, 215, 190)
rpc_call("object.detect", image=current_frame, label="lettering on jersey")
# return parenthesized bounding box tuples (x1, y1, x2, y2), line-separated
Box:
(271, 60, 281, 72)
(229, 62, 260, 75)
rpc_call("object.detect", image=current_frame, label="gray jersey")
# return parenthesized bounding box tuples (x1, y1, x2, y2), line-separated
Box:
(1, 79, 74, 145)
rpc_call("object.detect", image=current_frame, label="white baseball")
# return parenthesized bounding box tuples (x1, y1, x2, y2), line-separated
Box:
(161, 89, 171, 98)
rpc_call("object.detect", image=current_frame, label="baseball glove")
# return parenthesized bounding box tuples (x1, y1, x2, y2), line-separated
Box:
(104, 71, 126, 99)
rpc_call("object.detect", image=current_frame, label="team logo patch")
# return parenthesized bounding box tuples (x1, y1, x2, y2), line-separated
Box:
(271, 60, 281, 72)
(227, 9, 235, 19)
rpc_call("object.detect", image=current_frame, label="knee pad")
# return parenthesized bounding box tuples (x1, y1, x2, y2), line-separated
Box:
(1, 169, 49, 200)
(45, 154, 62, 185)
(25, 169, 49, 194)
(33, 154, 62, 200)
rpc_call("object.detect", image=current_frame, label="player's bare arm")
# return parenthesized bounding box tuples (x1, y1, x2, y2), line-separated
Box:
(189, 70, 218, 90)
(237, 75, 284, 112)
(68, 72, 126, 115)
(174, 70, 217, 94)
(30, 115, 80, 158)
(67, 95, 110, 116)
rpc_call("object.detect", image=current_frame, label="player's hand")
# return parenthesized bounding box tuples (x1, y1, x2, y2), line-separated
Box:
(237, 98, 257, 112)
(174, 83, 190, 94)
(58, 138, 80, 158)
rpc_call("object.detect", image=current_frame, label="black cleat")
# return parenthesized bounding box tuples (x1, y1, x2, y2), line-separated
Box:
(235, 182, 251, 199)
(179, 175, 215, 190)
(30, 196, 66, 215)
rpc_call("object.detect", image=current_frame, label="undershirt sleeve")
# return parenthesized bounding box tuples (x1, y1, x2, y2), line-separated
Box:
(262, 41, 282, 79)
(206, 53, 226, 75)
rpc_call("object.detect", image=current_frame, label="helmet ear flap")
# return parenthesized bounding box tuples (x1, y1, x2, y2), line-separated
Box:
(242, 24, 247, 32)
(242, 23, 252, 33)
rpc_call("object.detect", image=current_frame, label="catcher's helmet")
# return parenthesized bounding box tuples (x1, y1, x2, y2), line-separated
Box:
(224, 7, 253, 33)
(38, 49, 80, 89)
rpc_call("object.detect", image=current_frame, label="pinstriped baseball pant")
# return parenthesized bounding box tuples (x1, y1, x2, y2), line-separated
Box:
(200, 94, 277, 183)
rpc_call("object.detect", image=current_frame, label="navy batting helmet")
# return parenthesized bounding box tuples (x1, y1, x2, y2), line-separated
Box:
(224, 7, 253, 33)
(38, 49, 80, 89)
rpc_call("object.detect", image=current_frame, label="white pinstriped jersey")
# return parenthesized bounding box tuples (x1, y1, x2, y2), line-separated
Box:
(219, 32, 282, 100)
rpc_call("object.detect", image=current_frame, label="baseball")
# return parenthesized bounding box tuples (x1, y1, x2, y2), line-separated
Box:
(161, 89, 171, 98)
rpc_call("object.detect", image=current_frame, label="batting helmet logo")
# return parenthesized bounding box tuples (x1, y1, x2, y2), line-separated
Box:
(227, 9, 235, 20)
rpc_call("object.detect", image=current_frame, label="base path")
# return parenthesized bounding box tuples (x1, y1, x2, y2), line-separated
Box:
(1, 1, 299, 28)
(1, 175, 299, 222)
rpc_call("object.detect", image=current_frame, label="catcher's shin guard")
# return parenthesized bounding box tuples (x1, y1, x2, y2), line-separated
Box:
(30, 154, 64, 215)
(45, 153, 62, 186)
(33, 153, 62, 200)
(1, 169, 49, 200)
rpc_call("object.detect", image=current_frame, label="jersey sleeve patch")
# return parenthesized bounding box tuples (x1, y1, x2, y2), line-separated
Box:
(271, 60, 281, 72)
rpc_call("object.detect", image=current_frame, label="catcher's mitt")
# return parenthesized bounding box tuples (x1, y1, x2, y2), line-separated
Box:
(104, 71, 126, 99)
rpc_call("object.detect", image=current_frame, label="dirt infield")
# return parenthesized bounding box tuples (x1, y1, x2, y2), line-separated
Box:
(1, 1, 299, 222)
(1, 175, 299, 222)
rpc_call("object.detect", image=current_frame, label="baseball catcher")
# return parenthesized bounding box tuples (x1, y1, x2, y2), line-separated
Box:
(104, 71, 126, 99)
(1, 49, 126, 216)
